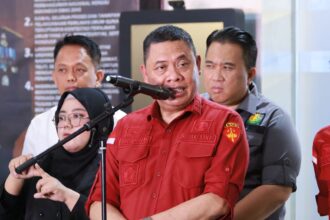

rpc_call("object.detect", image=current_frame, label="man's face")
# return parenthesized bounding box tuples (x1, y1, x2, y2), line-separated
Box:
(203, 42, 253, 107)
(52, 45, 104, 94)
(140, 40, 200, 113)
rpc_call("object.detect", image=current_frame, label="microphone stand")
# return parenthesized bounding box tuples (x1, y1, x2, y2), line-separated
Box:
(97, 96, 134, 220)
(16, 93, 135, 220)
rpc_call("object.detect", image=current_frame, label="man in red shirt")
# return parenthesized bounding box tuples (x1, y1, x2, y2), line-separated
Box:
(86, 25, 249, 220)
(313, 125, 330, 219)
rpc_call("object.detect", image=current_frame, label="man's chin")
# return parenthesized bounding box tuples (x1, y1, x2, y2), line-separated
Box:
(210, 95, 226, 104)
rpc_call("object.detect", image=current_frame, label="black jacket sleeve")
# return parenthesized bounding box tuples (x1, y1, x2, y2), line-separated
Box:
(70, 194, 89, 220)
(0, 183, 24, 220)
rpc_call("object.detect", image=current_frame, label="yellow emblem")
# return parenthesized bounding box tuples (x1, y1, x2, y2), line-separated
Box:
(224, 122, 240, 143)
(247, 113, 265, 125)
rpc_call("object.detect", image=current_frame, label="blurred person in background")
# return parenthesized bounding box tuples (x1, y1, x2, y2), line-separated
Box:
(19, 35, 126, 157)
(202, 26, 301, 220)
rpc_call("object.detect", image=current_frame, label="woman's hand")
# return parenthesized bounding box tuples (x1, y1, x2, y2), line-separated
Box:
(34, 164, 80, 211)
(8, 154, 37, 179)
(5, 154, 37, 195)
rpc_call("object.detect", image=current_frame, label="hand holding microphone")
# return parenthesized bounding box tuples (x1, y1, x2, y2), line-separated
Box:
(105, 74, 174, 100)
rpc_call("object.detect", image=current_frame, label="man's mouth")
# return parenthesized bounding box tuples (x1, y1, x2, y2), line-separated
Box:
(65, 86, 78, 91)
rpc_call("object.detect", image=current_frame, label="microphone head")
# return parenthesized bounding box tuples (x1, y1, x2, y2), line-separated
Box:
(160, 87, 175, 100)
(105, 74, 116, 84)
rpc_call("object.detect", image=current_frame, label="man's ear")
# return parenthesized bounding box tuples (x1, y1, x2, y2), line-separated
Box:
(140, 64, 149, 83)
(96, 70, 104, 87)
(196, 55, 201, 75)
(247, 67, 256, 85)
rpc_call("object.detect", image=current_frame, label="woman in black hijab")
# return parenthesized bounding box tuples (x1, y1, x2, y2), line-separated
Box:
(0, 88, 113, 219)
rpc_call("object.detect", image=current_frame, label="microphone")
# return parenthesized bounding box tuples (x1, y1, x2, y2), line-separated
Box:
(105, 74, 174, 100)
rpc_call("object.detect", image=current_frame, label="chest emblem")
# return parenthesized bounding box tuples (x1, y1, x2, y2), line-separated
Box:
(247, 112, 265, 125)
(120, 164, 139, 186)
(193, 120, 212, 133)
(224, 122, 240, 143)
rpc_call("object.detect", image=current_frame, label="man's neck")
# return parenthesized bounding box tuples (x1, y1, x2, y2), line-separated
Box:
(227, 104, 239, 111)
(226, 90, 248, 111)
(160, 109, 185, 125)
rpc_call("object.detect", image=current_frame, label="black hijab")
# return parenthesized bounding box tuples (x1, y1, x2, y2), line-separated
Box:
(39, 88, 113, 190)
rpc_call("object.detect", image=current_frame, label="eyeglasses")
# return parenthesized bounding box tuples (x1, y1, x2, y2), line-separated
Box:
(57, 113, 89, 129)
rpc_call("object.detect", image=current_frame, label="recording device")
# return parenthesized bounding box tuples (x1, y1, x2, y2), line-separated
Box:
(105, 74, 174, 100)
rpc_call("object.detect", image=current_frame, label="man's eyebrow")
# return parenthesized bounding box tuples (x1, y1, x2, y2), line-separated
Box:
(223, 62, 235, 66)
(176, 54, 189, 60)
(154, 60, 167, 65)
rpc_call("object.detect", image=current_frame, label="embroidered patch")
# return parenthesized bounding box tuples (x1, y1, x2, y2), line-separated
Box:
(247, 113, 265, 125)
(119, 127, 151, 146)
(193, 120, 212, 133)
(119, 137, 150, 146)
(120, 164, 139, 186)
(224, 122, 240, 143)
(181, 133, 217, 143)
(179, 120, 216, 143)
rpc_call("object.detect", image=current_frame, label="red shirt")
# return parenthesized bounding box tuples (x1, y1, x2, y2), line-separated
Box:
(313, 125, 330, 218)
(86, 95, 249, 220)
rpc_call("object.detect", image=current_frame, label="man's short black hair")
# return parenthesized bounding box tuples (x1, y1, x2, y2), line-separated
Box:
(143, 25, 196, 64)
(206, 26, 257, 70)
(53, 35, 101, 68)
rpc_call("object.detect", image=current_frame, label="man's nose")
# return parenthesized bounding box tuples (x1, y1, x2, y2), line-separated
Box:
(212, 65, 225, 81)
(67, 69, 76, 81)
(166, 64, 182, 82)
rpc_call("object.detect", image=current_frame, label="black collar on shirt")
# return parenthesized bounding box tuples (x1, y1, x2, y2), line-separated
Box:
(236, 82, 259, 115)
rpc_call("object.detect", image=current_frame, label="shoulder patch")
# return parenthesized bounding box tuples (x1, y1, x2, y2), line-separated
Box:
(247, 112, 265, 125)
(224, 122, 241, 143)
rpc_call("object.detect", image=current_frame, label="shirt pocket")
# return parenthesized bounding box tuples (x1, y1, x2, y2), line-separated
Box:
(117, 146, 149, 188)
(246, 125, 266, 153)
(245, 125, 266, 173)
(174, 142, 215, 188)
